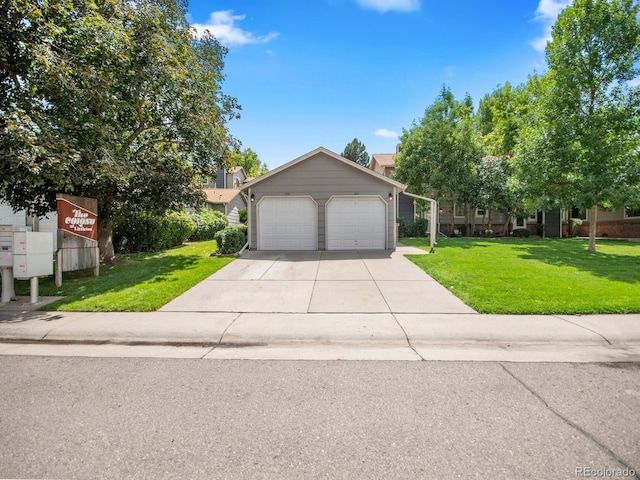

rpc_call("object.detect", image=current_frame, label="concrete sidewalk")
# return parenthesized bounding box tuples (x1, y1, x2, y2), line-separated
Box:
(1, 310, 639, 362)
(0, 245, 639, 362)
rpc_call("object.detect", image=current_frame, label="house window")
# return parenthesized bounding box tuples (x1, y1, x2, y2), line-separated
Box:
(625, 207, 640, 218)
(454, 203, 465, 218)
(476, 208, 486, 217)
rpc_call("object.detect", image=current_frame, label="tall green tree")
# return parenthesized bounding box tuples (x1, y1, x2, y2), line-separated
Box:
(516, 0, 640, 252)
(395, 86, 482, 235)
(0, 0, 240, 260)
(341, 138, 370, 167)
(477, 82, 532, 232)
(232, 148, 268, 177)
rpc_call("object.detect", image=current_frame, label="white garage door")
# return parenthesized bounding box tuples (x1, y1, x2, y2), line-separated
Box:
(258, 197, 317, 250)
(326, 196, 386, 250)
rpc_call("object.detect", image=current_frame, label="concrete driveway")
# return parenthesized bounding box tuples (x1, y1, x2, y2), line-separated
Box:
(160, 245, 475, 315)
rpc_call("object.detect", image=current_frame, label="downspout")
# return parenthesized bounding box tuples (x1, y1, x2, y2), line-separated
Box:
(241, 189, 251, 251)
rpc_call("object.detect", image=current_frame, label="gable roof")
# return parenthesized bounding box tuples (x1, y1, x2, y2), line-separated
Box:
(241, 147, 405, 190)
(203, 188, 244, 205)
(371, 153, 396, 168)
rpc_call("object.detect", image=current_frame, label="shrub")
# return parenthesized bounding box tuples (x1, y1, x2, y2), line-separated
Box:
(189, 209, 228, 241)
(214, 225, 248, 254)
(239, 208, 248, 224)
(512, 227, 531, 238)
(455, 224, 466, 237)
(398, 218, 430, 237)
(483, 229, 494, 238)
(535, 223, 545, 237)
(114, 210, 196, 253)
(568, 218, 583, 238)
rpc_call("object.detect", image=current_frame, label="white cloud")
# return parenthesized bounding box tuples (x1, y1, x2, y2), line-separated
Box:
(629, 76, 640, 87)
(355, 0, 420, 13)
(192, 10, 279, 46)
(375, 128, 399, 138)
(531, 0, 571, 52)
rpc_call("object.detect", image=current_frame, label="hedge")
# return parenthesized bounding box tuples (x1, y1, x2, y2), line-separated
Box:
(114, 210, 196, 253)
(215, 225, 248, 254)
(189, 209, 228, 241)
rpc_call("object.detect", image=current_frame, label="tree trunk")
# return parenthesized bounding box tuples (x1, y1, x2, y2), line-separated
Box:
(587, 205, 598, 253)
(504, 213, 512, 236)
(488, 209, 493, 232)
(98, 218, 115, 263)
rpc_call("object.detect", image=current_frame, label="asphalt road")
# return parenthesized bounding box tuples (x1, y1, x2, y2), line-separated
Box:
(1, 358, 639, 479)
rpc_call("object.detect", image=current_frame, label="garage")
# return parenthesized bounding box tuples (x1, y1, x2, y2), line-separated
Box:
(326, 196, 386, 250)
(243, 147, 404, 251)
(257, 196, 317, 250)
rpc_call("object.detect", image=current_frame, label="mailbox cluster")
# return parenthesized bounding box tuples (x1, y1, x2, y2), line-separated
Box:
(0, 225, 53, 304)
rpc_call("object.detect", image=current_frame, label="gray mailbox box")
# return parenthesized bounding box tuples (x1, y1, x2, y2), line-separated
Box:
(13, 231, 53, 279)
(0, 225, 15, 303)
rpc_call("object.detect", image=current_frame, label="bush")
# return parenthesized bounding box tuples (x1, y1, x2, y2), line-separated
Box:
(239, 208, 248, 224)
(189, 209, 228, 241)
(512, 227, 531, 238)
(483, 229, 494, 237)
(535, 223, 545, 237)
(455, 224, 466, 237)
(214, 225, 248, 254)
(114, 210, 196, 253)
(568, 218, 583, 238)
(398, 217, 430, 237)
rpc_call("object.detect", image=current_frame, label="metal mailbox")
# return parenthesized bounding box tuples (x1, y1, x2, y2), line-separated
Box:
(12, 231, 53, 279)
(0, 225, 12, 267)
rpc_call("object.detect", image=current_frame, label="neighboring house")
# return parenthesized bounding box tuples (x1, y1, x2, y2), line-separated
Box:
(372, 151, 640, 238)
(241, 147, 404, 251)
(203, 166, 247, 189)
(370, 152, 434, 226)
(201, 165, 248, 226)
(203, 188, 247, 226)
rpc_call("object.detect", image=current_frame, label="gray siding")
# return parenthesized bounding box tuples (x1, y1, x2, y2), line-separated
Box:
(226, 193, 246, 226)
(248, 152, 397, 250)
(398, 193, 415, 223)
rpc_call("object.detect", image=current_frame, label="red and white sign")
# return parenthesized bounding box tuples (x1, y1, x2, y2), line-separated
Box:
(57, 198, 98, 241)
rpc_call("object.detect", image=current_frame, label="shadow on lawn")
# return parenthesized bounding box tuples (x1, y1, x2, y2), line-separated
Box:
(513, 241, 640, 284)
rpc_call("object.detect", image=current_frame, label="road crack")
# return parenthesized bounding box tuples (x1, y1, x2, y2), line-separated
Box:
(500, 363, 639, 478)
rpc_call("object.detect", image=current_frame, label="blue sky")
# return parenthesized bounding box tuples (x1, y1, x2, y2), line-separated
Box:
(187, 0, 570, 169)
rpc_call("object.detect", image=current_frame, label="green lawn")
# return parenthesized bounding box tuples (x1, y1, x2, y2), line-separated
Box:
(402, 237, 640, 314)
(5, 240, 234, 312)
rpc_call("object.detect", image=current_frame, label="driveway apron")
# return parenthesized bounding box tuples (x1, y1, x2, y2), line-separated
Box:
(160, 246, 475, 314)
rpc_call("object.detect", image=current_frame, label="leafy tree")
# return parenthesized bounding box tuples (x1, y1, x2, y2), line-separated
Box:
(395, 86, 482, 235)
(516, 0, 640, 252)
(477, 83, 532, 233)
(0, 0, 240, 261)
(232, 148, 268, 177)
(341, 138, 370, 167)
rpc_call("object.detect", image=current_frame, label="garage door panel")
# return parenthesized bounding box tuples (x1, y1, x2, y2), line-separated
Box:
(326, 197, 386, 250)
(258, 197, 317, 250)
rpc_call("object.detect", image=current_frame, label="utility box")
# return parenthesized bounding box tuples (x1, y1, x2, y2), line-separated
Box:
(0, 225, 12, 267)
(12, 231, 53, 279)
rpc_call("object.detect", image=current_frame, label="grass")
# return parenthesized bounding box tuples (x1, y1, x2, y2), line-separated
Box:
(402, 237, 640, 314)
(4, 240, 234, 312)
